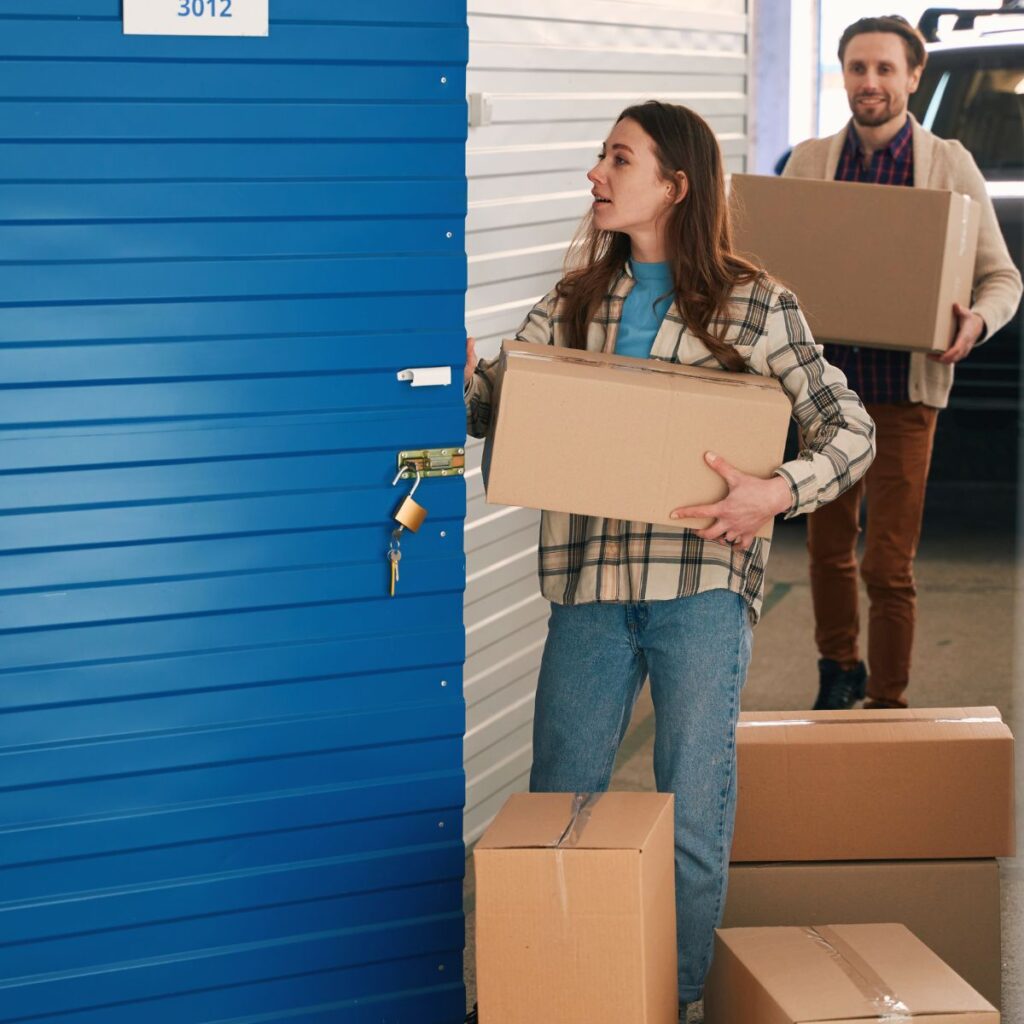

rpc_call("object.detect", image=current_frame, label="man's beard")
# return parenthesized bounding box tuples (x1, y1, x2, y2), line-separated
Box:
(851, 94, 902, 127)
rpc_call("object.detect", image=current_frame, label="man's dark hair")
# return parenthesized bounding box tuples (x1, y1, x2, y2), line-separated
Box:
(838, 15, 928, 71)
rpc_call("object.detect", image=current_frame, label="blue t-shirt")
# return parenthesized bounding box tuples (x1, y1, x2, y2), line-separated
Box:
(614, 260, 674, 359)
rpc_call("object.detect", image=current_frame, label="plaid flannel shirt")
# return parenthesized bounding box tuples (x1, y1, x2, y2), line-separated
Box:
(466, 266, 875, 621)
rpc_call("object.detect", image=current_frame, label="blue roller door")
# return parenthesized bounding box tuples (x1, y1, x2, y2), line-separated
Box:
(0, 2, 468, 1022)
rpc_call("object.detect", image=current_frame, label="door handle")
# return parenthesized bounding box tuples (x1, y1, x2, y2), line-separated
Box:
(396, 366, 452, 387)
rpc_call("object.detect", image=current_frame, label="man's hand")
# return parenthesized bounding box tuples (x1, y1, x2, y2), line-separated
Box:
(464, 335, 478, 386)
(669, 452, 794, 550)
(931, 303, 985, 365)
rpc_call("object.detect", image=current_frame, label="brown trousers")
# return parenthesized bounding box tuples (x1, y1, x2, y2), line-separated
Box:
(806, 402, 939, 708)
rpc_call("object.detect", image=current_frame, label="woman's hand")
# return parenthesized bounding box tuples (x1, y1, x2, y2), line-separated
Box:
(669, 451, 793, 550)
(464, 335, 478, 387)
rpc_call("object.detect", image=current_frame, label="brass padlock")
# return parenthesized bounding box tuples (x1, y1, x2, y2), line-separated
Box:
(392, 465, 427, 533)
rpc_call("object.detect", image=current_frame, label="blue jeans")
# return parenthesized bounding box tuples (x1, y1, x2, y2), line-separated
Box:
(529, 589, 753, 1005)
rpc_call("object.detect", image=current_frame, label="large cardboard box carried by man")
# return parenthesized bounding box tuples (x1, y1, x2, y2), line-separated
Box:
(730, 173, 980, 354)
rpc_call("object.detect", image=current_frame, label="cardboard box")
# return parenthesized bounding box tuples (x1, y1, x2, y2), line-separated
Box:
(474, 792, 677, 1024)
(705, 924, 999, 1024)
(722, 860, 1002, 1008)
(484, 340, 791, 539)
(730, 173, 980, 353)
(731, 707, 1015, 862)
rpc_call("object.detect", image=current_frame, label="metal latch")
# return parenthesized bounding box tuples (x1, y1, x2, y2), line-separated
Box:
(396, 447, 466, 479)
(396, 366, 452, 387)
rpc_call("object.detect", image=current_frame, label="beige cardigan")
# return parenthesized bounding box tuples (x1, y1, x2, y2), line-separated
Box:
(783, 115, 1022, 408)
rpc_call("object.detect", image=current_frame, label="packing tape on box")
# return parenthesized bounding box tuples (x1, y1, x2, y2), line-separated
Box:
(803, 926, 913, 1022)
(550, 791, 601, 849)
(737, 716, 1001, 728)
(549, 792, 601, 919)
(503, 345, 782, 393)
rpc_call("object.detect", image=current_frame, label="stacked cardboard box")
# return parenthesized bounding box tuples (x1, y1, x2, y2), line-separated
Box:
(724, 707, 1015, 1007)
(705, 924, 999, 1023)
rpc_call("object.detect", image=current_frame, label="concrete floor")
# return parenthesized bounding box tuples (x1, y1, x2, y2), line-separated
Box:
(463, 490, 1022, 1022)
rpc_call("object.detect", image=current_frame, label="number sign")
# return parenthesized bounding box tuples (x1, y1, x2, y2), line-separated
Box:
(124, 0, 268, 36)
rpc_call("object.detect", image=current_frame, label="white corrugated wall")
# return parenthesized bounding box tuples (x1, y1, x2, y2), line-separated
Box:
(463, 0, 753, 844)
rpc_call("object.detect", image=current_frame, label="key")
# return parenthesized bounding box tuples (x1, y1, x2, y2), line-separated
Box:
(388, 544, 402, 597)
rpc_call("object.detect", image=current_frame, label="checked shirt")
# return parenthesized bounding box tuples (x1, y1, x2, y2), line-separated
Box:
(465, 265, 875, 621)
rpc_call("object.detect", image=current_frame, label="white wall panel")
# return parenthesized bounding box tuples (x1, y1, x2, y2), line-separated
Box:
(463, 0, 752, 843)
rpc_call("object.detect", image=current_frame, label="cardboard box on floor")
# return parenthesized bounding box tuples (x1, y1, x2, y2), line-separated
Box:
(731, 707, 1014, 862)
(483, 340, 791, 540)
(704, 924, 999, 1024)
(722, 860, 1002, 1009)
(730, 173, 980, 354)
(474, 792, 677, 1024)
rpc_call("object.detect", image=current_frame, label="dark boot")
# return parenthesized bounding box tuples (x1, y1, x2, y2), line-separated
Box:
(465, 1004, 478, 1023)
(813, 658, 867, 710)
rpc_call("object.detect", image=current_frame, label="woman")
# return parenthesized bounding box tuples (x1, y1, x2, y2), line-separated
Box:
(463, 101, 875, 1016)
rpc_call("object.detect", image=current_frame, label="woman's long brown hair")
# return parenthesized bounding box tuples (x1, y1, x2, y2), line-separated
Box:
(557, 101, 760, 371)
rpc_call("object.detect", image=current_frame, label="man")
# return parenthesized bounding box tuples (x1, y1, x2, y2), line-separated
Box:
(784, 15, 1021, 710)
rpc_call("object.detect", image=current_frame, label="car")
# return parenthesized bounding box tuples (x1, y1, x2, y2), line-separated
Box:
(910, 3, 1023, 483)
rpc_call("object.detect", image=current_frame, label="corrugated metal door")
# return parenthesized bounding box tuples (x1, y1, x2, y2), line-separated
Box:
(0, 3, 468, 1021)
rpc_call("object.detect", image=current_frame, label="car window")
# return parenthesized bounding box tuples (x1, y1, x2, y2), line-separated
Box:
(911, 51, 1024, 179)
